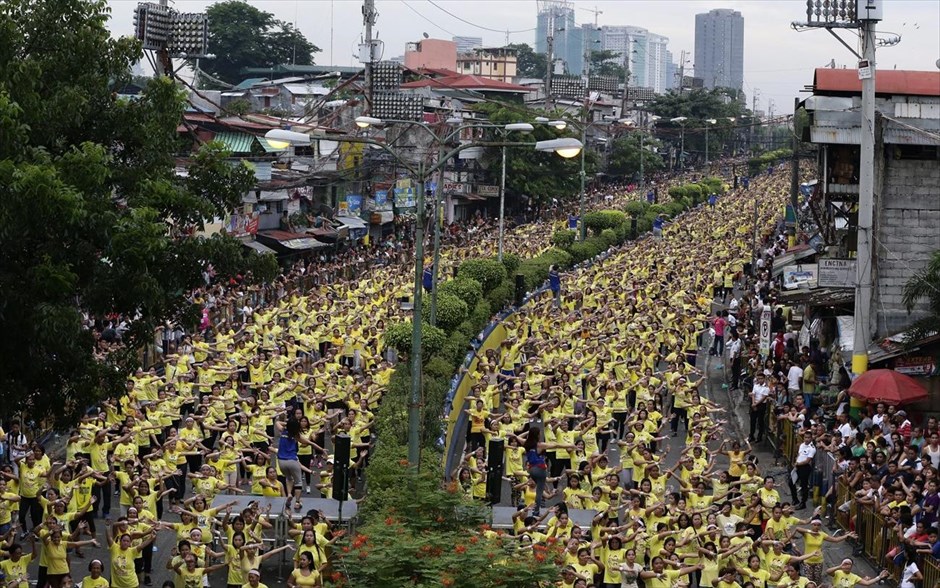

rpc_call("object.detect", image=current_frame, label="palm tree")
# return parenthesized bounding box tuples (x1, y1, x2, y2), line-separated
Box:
(902, 249, 940, 343)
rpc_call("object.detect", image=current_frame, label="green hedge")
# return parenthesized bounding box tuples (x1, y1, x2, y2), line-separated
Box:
(551, 229, 576, 248)
(748, 149, 792, 175)
(584, 210, 627, 234)
(457, 258, 507, 292)
(438, 277, 483, 311)
(421, 293, 468, 333)
(382, 321, 447, 358)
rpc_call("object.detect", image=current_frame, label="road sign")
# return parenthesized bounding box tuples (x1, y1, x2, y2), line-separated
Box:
(759, 307, 772, 357)
(818, 258, 856, 288)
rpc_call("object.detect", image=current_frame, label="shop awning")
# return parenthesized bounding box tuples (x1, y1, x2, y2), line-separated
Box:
(335, 215, 368, 230)
(256, 230, 330, 251)
(242, 240, 276, 255)
(772, 245, 817, 276)
(777, 287, 854, 307)
(213, 131, 258, 154)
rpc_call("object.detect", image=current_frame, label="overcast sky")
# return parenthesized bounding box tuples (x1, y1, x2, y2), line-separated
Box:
(108, 0, 939, 110)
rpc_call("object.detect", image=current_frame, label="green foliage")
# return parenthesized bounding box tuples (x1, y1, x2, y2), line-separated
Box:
(340, 444, 561, 587)
(583, 210, 627, 234)
(600, 228, 618, 247)
(551, 229, 576, 248)
(504, 43, 546, 79)
(902, 249, 940, 345)
(198, 0, 321, 85)
(624, 200, 648, 217)
(425, 356, 455, 381)
(382, 322, 447, 359)
(0, 0, 266, 425)
(485, 281, 514, 312)
(589, 49, 626, 78)
(497, 252, 521, 277)
(748, 149, 793, 175)
(518, 248, 573, 290)
(422, 293, 468, 333)
(457, 258, 507, 292)
(608, 132, 665, 179)
(438, 278, 483, 313)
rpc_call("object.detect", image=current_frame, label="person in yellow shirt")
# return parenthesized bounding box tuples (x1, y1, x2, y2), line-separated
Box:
(287, 551, 322, 587)
(170, 553, 227, 588)
(0, 542, 37, 588)
(79, 559, 111, 588)
(795, 519, 857, 584)
(13, 452, 44, 533)
(42, 527, 100, 588)
(826, 558, 889, 588)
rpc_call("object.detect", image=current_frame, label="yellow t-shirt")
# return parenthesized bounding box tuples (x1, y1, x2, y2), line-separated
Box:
(110, 543, 140, 588)
(81, 577, 111, 588)
(0, 553, 34, 588)
(290, 569, 322, 587)
(18, 463, 43, 498)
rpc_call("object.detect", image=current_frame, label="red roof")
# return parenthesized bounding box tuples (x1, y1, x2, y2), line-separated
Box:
(813, 68, 940, 97)
(400, 74, 531, 93)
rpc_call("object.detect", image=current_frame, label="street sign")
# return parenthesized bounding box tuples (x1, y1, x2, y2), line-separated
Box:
(818, 258, 856, 288)
(443, 182, 467, 194)
(759, 307, 772, 357)
(478, 185, 499, 196)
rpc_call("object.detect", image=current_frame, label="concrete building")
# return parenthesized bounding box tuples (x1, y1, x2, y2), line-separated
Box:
(535, 0, 580, 74)
(596, 25, 671, 94)
(404, 38, 457, 71)
(693, 8, 744, 90)
(456, 47, 518, 82)
(452, 36, 482, 54)
(802, 68, 940, 338)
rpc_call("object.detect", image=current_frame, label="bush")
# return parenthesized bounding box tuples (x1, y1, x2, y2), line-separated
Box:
(426, 356, 455, 380)
(383, 321, 447, 358)
(497, 252, 521, 277)
(648, 204, 666, 215)
(584, 210, 627, 234)
(624, 200, 648, 217)
(638, 211, 656, 233)
(438, 277, 483, 311)
(443, 332, 470, 366)
(518, 247, 574, 290)
(485, 280, 513, 311)
(421, 293, 468, 333)
(600, 228, 618, 248)
(457, 258, 507, 292)
(567, 241, 602, 264)
(666, 201, 686, 217)
(668, 186, 686, 201)
(551, 229, 576, 248)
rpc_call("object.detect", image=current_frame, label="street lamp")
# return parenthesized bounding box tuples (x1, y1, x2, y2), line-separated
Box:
(264, 128, 311, 150)
(498, 123, 535, 261)
(354, 116, 383, 129)
(670, 116, 688, 169)
(535, 137, 582, 158)
(704, 119, 716, 165)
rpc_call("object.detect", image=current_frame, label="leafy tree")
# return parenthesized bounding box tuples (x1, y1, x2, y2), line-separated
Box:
(608, 132, 665, 179)
(198, 0, 321, 85)
(0, 0, 275, 426)
(471, 102, 598, 207)
(589, 49, 626, 79)
(505, 43, 546, 79)
(902, 249, 940, 344)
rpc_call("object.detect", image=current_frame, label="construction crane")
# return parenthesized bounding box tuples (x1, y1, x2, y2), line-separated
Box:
(579, 5, 603, 27)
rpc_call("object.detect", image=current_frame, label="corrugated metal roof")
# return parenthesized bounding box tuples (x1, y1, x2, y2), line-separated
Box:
(810, 125, 940, 146)
(233, 78, 267, 90)
(813, 68, 940, 97)
(212, 132, 257, 153)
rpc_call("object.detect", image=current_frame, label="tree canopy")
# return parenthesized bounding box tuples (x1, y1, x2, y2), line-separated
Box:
(0, 0, 277, 426)
(589, 50, 626, 79)
(607, 132, 665, 179)
(198, 0, 321, 85)
(472, 102, 598, 207)
(505, 43, 546, 79)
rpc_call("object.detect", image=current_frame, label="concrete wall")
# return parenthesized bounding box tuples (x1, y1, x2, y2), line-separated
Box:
(874, 157, 940, 338)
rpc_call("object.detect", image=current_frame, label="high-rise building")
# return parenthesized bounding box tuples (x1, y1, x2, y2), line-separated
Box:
(535, 1, 580, 75)
(596, 25, 671, 94)
(452, 36, 482, 54)
(694, 9, 744, 90)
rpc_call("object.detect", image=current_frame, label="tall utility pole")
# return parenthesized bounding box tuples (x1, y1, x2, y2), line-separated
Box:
(545, 30, 555, 108)
(791, 0, 882, 407)
(853, 15, 877, 380)
(790, 97, 800, 222)
(677, 50, 688, 95)
(750, 89, 760, 153)
(362, 0, 377, 110)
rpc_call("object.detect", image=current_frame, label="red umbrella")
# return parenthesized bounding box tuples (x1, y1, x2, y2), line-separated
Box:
(848, 368, 929, 405)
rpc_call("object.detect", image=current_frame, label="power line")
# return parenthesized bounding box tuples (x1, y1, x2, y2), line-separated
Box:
(425, 0, 535, 34)
(400, 0, 458, 37)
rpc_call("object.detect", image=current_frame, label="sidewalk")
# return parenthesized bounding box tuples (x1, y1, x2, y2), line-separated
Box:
(700, 343, 881, 579)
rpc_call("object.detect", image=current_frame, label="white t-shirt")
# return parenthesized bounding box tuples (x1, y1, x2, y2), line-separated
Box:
(796, 442, 817, 466)
(752, 383, 771, 404)
(838, 422, 856, 441)
(787, 366, 804, 391)
(900, 561, 920, 588)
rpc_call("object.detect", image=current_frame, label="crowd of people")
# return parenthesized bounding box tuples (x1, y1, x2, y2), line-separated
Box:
(0, 156, 905, 588)
(448, 166, 905, 588)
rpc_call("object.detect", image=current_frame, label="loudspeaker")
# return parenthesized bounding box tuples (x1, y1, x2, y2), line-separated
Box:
(332, 434, 351, 501)
(485, 438, 505, 505)
(514, 273, 526, 306)
(630, 216, 638, 239)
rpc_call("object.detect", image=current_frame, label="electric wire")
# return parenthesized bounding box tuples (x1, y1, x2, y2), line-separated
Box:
(424, 0, 535, 34)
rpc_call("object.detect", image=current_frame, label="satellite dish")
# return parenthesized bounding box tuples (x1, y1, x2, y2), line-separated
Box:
(422, 32, 429, 39)
(936, 58, 940, 69)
